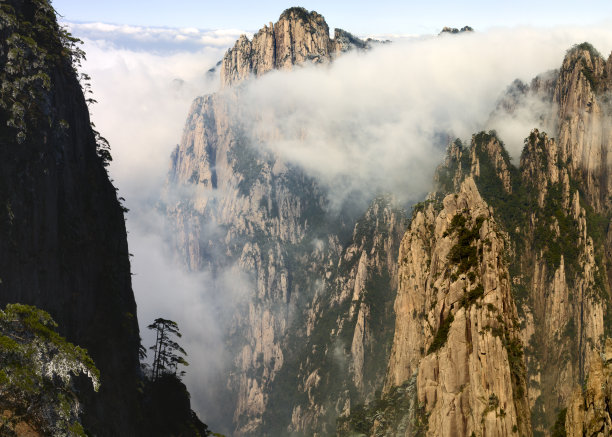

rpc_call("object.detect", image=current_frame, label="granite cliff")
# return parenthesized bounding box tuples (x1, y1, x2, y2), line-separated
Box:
(338, 44, 612, 436)
(564, 338, 612, 436)
(165, 7, 402, 436)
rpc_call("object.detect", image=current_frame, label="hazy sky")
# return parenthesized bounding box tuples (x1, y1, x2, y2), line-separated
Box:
(53, 0, 612, 36)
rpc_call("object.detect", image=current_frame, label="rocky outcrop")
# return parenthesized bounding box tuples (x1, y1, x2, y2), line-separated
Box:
(171, 14, 612, 436)
(454, 46, 612, 433)
(220, 7, 369, 87)
(0, 1, 141, 435)
(168, 115, 408, 434)
(375, 104, 610, 435)
(564, 338, 612, 436)
(434, 128, 608, 434)
(0, 304, 100, 436)
(554, 44, 612, 213)
(384, 177, 531, 437)
(440, 26, 474, 34)
(167, 87, 328, 435)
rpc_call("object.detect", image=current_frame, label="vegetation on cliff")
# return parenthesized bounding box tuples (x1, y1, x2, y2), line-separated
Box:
(0, 304, 99, 436)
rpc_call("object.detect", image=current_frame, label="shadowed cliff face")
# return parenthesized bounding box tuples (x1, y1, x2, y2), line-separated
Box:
(0, 1, 141, 434)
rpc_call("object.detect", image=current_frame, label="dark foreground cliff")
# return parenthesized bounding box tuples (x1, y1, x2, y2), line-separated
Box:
(0, 1, 227, 435)
(0, 1, 142, 434)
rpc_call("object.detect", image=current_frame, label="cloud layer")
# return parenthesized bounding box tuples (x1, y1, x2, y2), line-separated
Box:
(65, 21, 247, 53)
(237, 26, 612, 206)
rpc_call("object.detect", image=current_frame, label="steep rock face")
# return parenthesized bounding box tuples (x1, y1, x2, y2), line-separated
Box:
(171, 16, 612, 437)
(166, 10, 400, 435)
(166, 88, 332, 435)
(167, 106, 408, 434)
(564, 338, 612, 436)
(495, 44, 612, 214)
(442, 46, 612, 432)
(279, 197, 407, 436)
(0, 1, 141, 435)
(432, 129, 609, 433)
(164, 70, 314, 437)
(384, 177, 531, 437)
(519, 131, 605, 430)
(554, 46, 612, 213)
(374, 97, 611, 434)
(220, 7, 369, 87)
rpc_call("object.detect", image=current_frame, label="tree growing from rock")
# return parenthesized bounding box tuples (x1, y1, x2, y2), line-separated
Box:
(147, 318, 188, 380)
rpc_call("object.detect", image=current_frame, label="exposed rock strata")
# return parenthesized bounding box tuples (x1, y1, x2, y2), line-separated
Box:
(170, 17, 612, 437)
(283, 197, 407, 436)
(166, 8, 399, 436)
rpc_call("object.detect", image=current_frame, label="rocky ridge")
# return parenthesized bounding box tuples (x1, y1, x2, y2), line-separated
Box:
(166, 8, 403, 436)
(166, 90, 409, 434)
(278, 196, 407, 436)
(339, 43, 612, 437)
(382, 167, 531, 437)
(440, 26, 474, 34)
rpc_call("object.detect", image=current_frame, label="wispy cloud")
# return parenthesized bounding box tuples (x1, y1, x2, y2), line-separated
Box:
(64, 21, 247, 53)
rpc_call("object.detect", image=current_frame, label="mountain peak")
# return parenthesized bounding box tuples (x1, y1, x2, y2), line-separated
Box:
(278, 6, 322, 22)
(220, 7, 368, 87)
(440, 25, 474, 35)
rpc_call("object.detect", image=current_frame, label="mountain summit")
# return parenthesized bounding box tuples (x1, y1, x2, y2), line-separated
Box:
(221, 6, 369, 86)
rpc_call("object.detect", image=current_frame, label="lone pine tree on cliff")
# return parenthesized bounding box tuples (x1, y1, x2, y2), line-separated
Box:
(148, 318, 189, 380)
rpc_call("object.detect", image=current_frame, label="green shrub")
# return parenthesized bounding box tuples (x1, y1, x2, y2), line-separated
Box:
(550, 408, 567, 437)
(427, 313, 455, 354)
(447, 214, 483, 275)
(460, 285, 484, 308)
(0, 303, 99, 436)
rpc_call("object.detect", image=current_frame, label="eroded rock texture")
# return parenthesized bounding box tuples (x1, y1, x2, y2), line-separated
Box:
(170, 13, 612, 436)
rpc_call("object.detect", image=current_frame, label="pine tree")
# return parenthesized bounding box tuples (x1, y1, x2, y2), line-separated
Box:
(147, 318, 188, 380)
